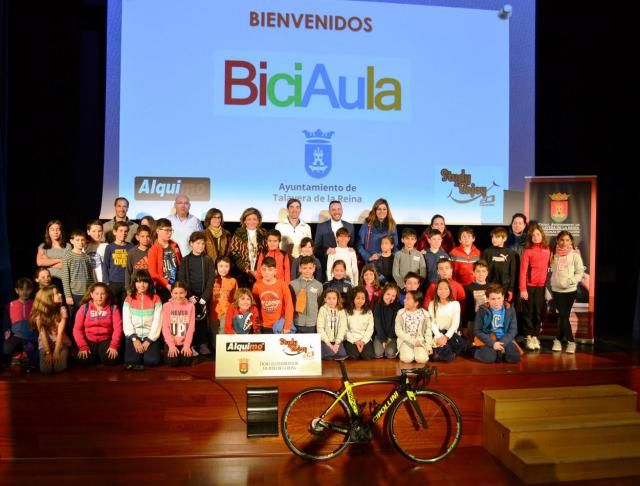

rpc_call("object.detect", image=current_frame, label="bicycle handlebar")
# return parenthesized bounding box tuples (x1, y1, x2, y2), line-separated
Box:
(401, 364, 438, 386)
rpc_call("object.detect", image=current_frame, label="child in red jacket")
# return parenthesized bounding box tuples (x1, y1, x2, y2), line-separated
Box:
(519, 223, 551, 351)
(449, 226, 481, 287)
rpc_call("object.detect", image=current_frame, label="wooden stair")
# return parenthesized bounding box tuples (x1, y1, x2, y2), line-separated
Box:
(483, 384, 640, 483)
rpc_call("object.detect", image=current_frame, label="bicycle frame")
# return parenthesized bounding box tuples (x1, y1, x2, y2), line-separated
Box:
(319, 363, 427, 433)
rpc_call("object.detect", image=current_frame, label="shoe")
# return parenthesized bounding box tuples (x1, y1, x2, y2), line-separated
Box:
(552, 339, 562, 352)
(125, 364, 134, 371)
(525, 336, 536, 351)
(533, 336, 542, 350)
(565, 341, 576, 354)
(198, 344, 211, 356)
(133, 364, 145, 371)
(191, 347, 199, 357)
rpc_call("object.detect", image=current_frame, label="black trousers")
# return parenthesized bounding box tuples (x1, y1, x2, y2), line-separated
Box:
(77, 339, 120, 365)
(520, 286, 545, 337)
(553, 290, 577, 342)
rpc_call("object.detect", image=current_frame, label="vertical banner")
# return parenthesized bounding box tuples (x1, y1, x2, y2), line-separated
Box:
(525, 176, 597, 343)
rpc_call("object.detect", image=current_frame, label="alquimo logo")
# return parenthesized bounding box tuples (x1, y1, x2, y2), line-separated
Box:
(224, 60, 402, 111)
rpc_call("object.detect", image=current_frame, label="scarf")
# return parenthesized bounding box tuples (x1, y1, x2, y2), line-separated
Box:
(208, 226, 223, 239)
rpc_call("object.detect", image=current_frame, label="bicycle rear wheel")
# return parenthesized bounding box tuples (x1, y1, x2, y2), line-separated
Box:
(389, 389, 462, 463)
(281, 387, 352, 461)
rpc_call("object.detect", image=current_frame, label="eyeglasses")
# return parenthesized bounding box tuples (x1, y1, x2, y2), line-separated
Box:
(159, 228, 174, 233)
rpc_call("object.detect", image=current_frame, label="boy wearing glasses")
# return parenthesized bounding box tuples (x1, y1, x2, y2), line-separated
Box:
(148, 219, 182, 302)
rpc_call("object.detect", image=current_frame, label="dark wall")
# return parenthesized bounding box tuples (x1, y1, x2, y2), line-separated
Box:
(2, 1, 636, 339)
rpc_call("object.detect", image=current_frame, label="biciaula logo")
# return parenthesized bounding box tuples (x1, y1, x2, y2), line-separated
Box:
(224, 59, 402, 111)
(303, 129, 333, 179)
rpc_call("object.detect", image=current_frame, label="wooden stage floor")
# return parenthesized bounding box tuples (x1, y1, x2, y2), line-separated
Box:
(1, 342, 639, 484)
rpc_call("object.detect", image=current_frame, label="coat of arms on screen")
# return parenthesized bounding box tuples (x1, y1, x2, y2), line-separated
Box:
(303, 129, 334, 179)
(549, 192, 570, 223)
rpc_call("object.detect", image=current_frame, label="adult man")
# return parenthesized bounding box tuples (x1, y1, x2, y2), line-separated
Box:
(314, 200, 355, 275)
(168, 195, 203, 256)
(103, 197, 138, 243)
(275, 198, 312, 258)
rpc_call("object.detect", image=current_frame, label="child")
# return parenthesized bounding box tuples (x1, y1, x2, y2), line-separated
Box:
(395, 290, 432, 364)
(162, 281, 196, 366)
(399, 272, 422, 307)
(359, 264, 382, 305)
(62, 229, 95, 310)
(252, 256, 294, 334)
(482, 227, 516, 301)
(103, 221, 135, 308)
(373, 282, 401, 359)
(3, 278, 37, 368)
(422, 259, 466, 314)
(392, 228, 427, 288)
(417, 214, 455, 254)
(123, 269, 163, 370)
(323, 260, 353, 301)
(36, 219, 70, 291)
(85, 220, 108, 282)
(178, 231, 215, 356)
(211, 256, 238, 338)
(291, 237, 323, 282)
(473, 284, 520, 363)
(125, 225, 152, 290)
(34, 267, 52, 289)
(148, 218, 182, 303)
(464, 261, 490, 327)
(256, 230, 291, 284)
(344, 287, 375, 360)
(225, 288, 260, 334)
(550, 231, 584, 354)
(423, 229, 449, 285)
(31, 285, 71, 373)
(326, 228, 358, 284)
(429, 280, 465, 362)
(73, 282, 123, 366)
(449, 226, 481, 287)
(317, 288, 348, 360)
(519, 223, 551, 351)
(374, 235, 395, 284)
(290, 256, 323, 333)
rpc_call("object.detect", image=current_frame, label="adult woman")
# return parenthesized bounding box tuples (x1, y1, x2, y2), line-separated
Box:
(506, 213, 528, 256)
(36, 220, 70, 290)
(203, 208, 232, 263)
(356, 198, 398, 263)
(416, 214, 456, 254)
(229, 207, 267, 288)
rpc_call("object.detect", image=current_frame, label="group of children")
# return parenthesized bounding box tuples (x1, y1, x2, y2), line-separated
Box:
(2, 209, 585, 373)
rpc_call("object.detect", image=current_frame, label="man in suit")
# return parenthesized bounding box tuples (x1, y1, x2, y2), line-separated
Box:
(314, 200, 355, 277)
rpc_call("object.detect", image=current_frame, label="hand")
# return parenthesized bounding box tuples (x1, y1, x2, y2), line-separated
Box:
(77, 350, 90, 360)
(507, 291, 513, 302)
(493, 341, 505, 352)
(189, 296, 197, 304)
(415, 340, 423, 348)
(66, 297, 74, 306)
(106, 347, 118, 359)
(436, 335, 448, 347)
(142, 341, 151, 351)
(53, 350, 62, 363)
(368, 254, 380, 261)
(326, 248, 336, 255)
(166, 284, 172, 292)
(356, 340, 364, 353)
(167, 346, 178, 358)
(381, 340, 387, 349)
(182, 346, 193, 357)
(331, 343, 340, 353)
(133, 340, 145, 353)
(521, 291, 528, 301)
(4, 330, 10, 340)
(44, 353, 54, 365)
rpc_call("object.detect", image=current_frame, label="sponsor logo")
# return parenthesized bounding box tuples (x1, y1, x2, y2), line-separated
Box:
(134, 177, 210, 201)
(226, 342, 266, 352)
(279, 338, 315, 359)
(441, 168, 499, 206)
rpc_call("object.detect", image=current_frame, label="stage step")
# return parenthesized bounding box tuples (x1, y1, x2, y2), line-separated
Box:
(483, 385, 640, 483)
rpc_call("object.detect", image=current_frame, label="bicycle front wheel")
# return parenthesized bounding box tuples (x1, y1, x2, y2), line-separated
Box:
(281, 387, 352, 461)
(389, 389, 462, 463)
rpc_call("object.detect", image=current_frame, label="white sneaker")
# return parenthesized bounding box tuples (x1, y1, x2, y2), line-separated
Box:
(565, 341, 576, 354)
(533, 336, 541, 350)
(525, 336, 536, 351)
(552, 339, 562, 352)
(191, 347, 199, 357)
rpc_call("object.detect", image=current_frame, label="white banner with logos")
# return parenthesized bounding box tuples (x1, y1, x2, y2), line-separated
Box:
(215, 334, 322, 378)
